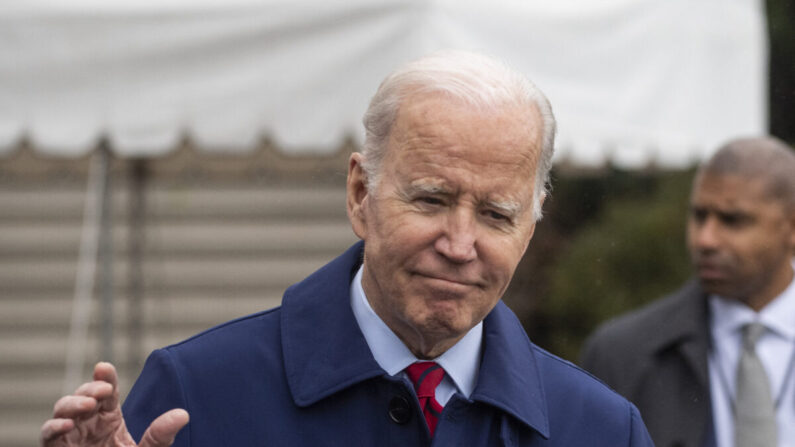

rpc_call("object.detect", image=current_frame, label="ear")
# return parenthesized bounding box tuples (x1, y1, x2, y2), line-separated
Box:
(346, 152, 370, 240)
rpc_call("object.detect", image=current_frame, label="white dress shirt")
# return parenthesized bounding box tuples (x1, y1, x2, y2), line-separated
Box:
(350, 265, 482, 405)
(707, 264, 795, 447)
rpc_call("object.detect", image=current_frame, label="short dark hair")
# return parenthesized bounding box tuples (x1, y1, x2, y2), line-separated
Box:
(698, 136, 795, 211)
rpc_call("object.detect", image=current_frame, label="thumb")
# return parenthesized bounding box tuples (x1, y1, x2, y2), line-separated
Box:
(138, 409, 189, 447)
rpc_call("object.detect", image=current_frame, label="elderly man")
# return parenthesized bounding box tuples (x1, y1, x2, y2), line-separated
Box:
(582, 137, 795, 447)
(41, 51, 652, 446)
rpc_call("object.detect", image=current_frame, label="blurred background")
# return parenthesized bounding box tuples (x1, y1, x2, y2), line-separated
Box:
(0, 1, 792, 445)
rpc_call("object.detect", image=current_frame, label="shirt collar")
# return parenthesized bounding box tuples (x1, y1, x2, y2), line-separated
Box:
(709, 259, 795, 341)
(350, 264, 482, 398)
(760, 261, 795, 341)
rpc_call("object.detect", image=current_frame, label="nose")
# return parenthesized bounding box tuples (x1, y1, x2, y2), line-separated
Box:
(690, 216, 720, 252)
(434, 207, 477, 263)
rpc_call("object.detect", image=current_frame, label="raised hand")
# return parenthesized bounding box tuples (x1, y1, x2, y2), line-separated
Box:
(40, 362, 189, 447)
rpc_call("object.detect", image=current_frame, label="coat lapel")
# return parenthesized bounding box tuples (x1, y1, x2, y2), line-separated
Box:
(281, 242, 385, 407)
(644, 280, 711, 391)
(472, 302, 551, 439)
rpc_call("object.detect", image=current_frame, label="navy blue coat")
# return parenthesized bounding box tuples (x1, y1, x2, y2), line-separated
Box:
(123, 242, 653, 446)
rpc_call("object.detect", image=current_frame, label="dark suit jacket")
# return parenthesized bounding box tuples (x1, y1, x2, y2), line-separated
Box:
(581, 280, 714, 447)
(123, 242, 653, 446)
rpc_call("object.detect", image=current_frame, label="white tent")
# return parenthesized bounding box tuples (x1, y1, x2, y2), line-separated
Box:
(0, 0, 771, 396)
(0, 0, 768, 168)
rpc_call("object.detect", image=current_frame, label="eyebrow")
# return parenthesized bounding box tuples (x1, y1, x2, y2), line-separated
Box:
(407, 181, 448, 196)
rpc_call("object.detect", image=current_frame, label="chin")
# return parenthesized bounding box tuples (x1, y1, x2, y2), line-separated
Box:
(415, 311, 469, 338)
(701, 281, 739, 300)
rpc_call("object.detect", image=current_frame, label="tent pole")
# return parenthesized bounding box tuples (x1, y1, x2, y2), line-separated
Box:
(63, 143, 110, 394)
(98, 141, 114, 364)
(126, 159, 147, 372)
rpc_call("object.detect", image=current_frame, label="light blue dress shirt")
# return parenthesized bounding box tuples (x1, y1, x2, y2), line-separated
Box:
(707, 263, 795, 447)
(350, 264, 482, 405)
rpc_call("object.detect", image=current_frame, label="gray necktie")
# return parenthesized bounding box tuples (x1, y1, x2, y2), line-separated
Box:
(734, 322, 777, 447)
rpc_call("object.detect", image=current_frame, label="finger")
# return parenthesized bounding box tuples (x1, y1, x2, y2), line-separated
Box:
(93, 361, 119, 388)
(52, 395, 97, 419)
(40, 418, 75, 445)
(138, 409, 189, 447)
(92, 362, 122, 412)
(73, 380, 114, 399)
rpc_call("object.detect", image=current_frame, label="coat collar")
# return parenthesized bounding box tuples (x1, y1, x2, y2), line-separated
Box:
(280, 242, 383, 407)
(280, 242, 550, 438)
(641, 279, 711, 388)
(474, 302, 550, 438)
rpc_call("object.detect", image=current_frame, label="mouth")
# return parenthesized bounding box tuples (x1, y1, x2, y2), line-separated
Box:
(413, 272, 481, 291)
(694, 262, 729, 281)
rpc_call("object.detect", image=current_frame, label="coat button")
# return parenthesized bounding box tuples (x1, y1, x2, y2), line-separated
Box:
(388, 395, 412, 424)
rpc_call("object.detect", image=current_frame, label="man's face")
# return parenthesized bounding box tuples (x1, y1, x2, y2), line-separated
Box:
(347, 94, 542, 358)
(687, 172, 795, 309)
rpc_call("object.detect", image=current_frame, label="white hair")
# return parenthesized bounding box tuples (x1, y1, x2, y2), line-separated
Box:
(360, 50, 556, 221)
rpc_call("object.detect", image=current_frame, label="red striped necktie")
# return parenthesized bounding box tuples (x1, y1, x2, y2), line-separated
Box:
(405, 361, 445, 437)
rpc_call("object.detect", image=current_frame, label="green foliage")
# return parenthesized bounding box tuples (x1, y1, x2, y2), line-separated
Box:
(532, 170, 694, 361)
